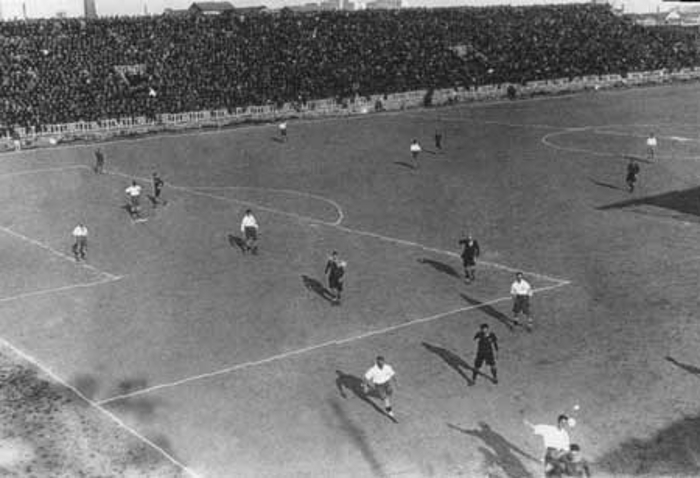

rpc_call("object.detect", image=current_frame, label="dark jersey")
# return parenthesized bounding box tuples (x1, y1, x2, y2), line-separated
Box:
(459, 239, 480, 261)
(626, 162, 640, 180)
(474, 331, 498, 358)
(95, 150, 104, 164)
(153, 175, 164, 193)
(325, 259, 345, 282)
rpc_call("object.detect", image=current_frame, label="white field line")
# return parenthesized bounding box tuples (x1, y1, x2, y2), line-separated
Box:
(421, 116, 565, 131)
(0, 275, 121, 305)
(0, 337, 203, 478)
(99, 167, 568, 285)
(0, 225, 120, 281)
(98, 281, 570, 405)
(0, 164, 86, 179)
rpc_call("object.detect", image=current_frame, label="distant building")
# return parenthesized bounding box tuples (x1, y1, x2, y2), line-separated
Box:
(188, 2, 235, 15)
(84, 0, 97, 18)
(366, 0, 401, 9)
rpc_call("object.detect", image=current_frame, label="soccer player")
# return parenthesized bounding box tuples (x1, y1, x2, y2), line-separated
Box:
(72, 223, 88, 261)
(152, 172, 164, 206)
(94, 148, 105, 174)
(458, 233, 480, 283)
(626, 158, 640, 193)
(524, 415, 571, 478)
(646, 132, 657, 161)
(561, 444, 592, 478)
(363, 356, 397, 419)
(240, 209, 259, 254)
(471, 323, 498, 385)
(434, 130, 443, 151)
(279, 121, 288, 142)
(410, 139, 422, 169)
(511, 272, 533, 330)
(324, 251, 346, 305)
(125, 180, 143, 219)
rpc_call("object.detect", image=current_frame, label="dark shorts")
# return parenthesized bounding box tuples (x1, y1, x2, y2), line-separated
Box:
(244, 227, 257, 241)
(475, 353, 495, 368)
(129, 195, 140, 208)
(513, 295, 530, 315)
(329, 276, 343, 291)
(374, 382, 393, 399)
(462, 256, 476, 267)
(626, 174, 636, 183)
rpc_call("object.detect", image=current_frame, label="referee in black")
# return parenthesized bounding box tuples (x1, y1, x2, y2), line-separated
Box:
(458, 233, 481, 283)
(471, 323, 498, 385)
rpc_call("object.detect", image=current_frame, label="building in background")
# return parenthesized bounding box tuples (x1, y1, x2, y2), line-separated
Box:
(84, 0, 97, 17)
(188, 1, 235, 14)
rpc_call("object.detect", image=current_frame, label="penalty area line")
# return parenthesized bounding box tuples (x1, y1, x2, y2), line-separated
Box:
(0, 337, 203, 478)
(97, 281, 570, 405)
(0, 275, 122, 305)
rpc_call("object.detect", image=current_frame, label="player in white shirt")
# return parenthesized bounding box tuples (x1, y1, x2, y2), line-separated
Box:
(240, 209, 259, 254)
(363, 356, 397, 419)
(279, 122, 287, 142)
(524, 415, 572, 477)
(72, 223, 88, 261)
(410, 139, 422, 169)
(125, 181, 143, 219)
(646, 132, 657, 161)
(510, 272, 533, 330)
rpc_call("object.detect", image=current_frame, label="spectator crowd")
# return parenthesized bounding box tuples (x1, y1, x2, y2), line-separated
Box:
(1, 4, 699, 129)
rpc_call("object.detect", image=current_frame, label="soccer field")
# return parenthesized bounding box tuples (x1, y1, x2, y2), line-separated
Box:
(3, 83, 700, 477)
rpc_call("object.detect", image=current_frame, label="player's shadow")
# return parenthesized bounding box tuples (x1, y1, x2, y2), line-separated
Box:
(666, 356, 700, 377)
(335, 371, 395, 422)
(393, 161, 415, 170)
(448, 422, 538, 478)
(460, 293, 514, 331)
(589, 178, 626, 192)
(597, 186, 700, 218)
(271, 136, 285, 143)
(301, 275, 335, 303)
(227, 234, 247, 252)
(422, 342, 475, 385)
(417, 258, 460, 278)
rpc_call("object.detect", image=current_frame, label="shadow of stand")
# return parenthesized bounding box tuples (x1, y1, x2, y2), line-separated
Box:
(422, 342, 478, 385)
(335, 371, 396, 422)
(302, 275, 335, 303)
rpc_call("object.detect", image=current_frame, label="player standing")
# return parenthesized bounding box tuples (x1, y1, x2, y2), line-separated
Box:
(511, 272, 533, 330)
(434, 130, 443, 151)
(471, 323, 498, 385)
(279, 121, 288, 142)
(125, 180, 143, 219)
(240, 209, 259, 255)
(152, 172, 165, 206)
(363, 356, 397, 420)
(72, 223, 88, 261)
(524, 415, 572, 478)
(410, 139, 422, 169)
(94, 148, 105, 174)
(324, 251, 346, 305)
(626, 158, 640, 193)
(646, 132, 657, 161)
(458, 233, 480, 283)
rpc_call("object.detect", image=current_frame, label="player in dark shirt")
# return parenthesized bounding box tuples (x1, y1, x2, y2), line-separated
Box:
(325, 251, 346, 305)
(471, 323, 498, 384)
(94, 148, 105, 174)
(434, 130, 443, 151)
(152, 172, 165, 206)
(626, 158, 640, 193)
(458, 233, 481, 283)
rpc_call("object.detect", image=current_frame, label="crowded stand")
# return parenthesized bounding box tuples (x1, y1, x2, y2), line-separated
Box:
(1, 4, 699, 129)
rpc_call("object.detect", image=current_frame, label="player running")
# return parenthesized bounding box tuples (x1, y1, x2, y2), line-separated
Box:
(363, 356, 397, 420)
(511, 272, 533, 330)
(410, 139, 422, 169)
(94, 148, 105, 174)
(471, 323, 498, 385)
(524, 415, 572, 478)
(279, 121, 288, 142)
(152, 172, 165, 206)
(125, 180, 143, 219)
(646, 132, 657, 161)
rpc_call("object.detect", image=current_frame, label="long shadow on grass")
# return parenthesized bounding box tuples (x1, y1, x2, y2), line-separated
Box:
(328, 398, 388, 477)
(460, 293, 514, 331)
(227, 234, 246, 252)
(596, 413, 700, 476)
(597, 186, 700, 217)
(393, 161, 415, 170)
(302, 275, 335, 303)
(422, 342, 475, 385)
(335, 371, 394, 421)
(418, 258, 460, 278)
(666, 356, 700, 377)
(448, 422, 537, 478)
(589, 178, 626, 192)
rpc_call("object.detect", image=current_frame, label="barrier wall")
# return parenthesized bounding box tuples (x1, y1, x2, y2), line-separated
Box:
(7, 66, 700, 149)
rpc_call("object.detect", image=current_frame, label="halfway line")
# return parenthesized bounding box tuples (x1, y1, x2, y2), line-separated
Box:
(98, 281, 569, 405)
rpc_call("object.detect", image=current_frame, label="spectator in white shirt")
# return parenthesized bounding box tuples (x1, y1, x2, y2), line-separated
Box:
(524, 415, 571, 477)
(363, 356, 397, 419)
(72, 223, 88, 261)
(510, 272, 533, 329)
(240, 209, 259, 255)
